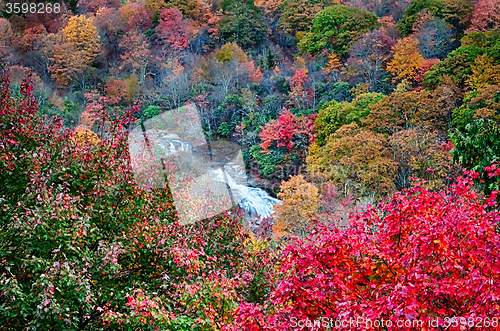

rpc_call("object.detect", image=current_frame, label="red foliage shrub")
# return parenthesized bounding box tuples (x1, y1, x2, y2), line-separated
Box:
(258, 108, 316, 154)
(234, 173, 500, 330)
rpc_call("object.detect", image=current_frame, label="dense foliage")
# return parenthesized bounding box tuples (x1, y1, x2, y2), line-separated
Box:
(2, 0, 500, 328)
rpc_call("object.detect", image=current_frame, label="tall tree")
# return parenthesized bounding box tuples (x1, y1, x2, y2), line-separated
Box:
(278, 0, 322, 34)
(347, 27, 398, 91)
(422, 31, 500, 89)
(48, 15, 101, 87)
(309, 122, 396, 196)
(120, 2, 153, 32)
(0, 18, 15, 64)
(386, 36, 424, 83)
(156, 7, 191, 56)
(298, 5, 380, 56)
(397, 0, 473, 36)
(119, 30, 154, 86)
(468, 0, 500, 32)
(254, 0, 284, 24)
(272, 175, 320, 238)
(218, 0, 269, 48)
(314, 91, 385, 146)
(62, 15, 101, 64)
(414, 16, 455, 59)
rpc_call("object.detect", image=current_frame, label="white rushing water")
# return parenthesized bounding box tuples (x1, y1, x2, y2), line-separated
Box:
(208, 168, 282, 221)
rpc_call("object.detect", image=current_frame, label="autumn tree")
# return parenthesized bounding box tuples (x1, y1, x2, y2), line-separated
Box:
(346, 27, 398, 91)
(248, 108, 315, 180)
(203, 56, 239, 100)
(205, 44, 248, 99)
(362, 90, 445, 135)
(165, 0, 203, 17)
(119, 1, 153, 32)
(308, 123, 396, 197)
(323, 52, 342, 81)
(422, 31, 500, 88)
(104, 77, 138, 105)
(156, 7, 190, 56)
(278, 0, 322, 34)
(314, 92, 384, 145)
(0, 18, 15, 64)
(388, 128, 455, 190)
(468, 0, 500, 32)
(254, 0, 284, 24)
(258, 108, 315, 155)
(287, 69, 314, 109)
(466, 54, 500, 91)
(298, 5, 380, 56)
(414, 17, 455, 59)
(156, 59, 191, 109)
(272, 175, 320, 238)
(119, 30, 154, 86)
(397, 0, 473, 36)
(24, 10, 66, 34)
(21, 22, 48, 52)
(0, 70, 270, 330)
(48, 15, 101, 87)
(94, 8, 125, 65)
(236, 172, 500, 330)
(386, 36, 424, 83)
(145, 0, 167, 12)
(431, 74, 463, 128)
(48, 40, 84, 87)
(450, 54, 500, 194)
(317, 182, 359, 228)
(214, 42, 248, 63)
(415, 58, 440, 86)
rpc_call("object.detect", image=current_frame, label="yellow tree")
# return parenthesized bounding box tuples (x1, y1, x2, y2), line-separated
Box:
(467, 54, 500, 91)
(308, 123, 396, 197)
(49, 15, 101, 87)
(324, 52, 342, 80)
(49, 41, 85, 87)
(214, 42, 248, 63)
(272, 175, 320, 238)
(63, 15, 101, 65)
(386, 36, 424, 83)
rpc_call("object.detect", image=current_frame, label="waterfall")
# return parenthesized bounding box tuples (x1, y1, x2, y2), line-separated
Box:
(130, 105, 282, 226)
(159, 138, 282, 222)
(208, 168, 282, 221)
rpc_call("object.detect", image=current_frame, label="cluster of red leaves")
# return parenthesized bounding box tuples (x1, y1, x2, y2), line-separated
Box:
(258, 108, 316, 154)
(234, 174, 500, 330)
(468, 0, 500, 32)
(290, 69, 308, 89)
(156, 8, 190, 52)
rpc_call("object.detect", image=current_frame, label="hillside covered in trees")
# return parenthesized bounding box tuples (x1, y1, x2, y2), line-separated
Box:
(1, 0, 500, 329)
